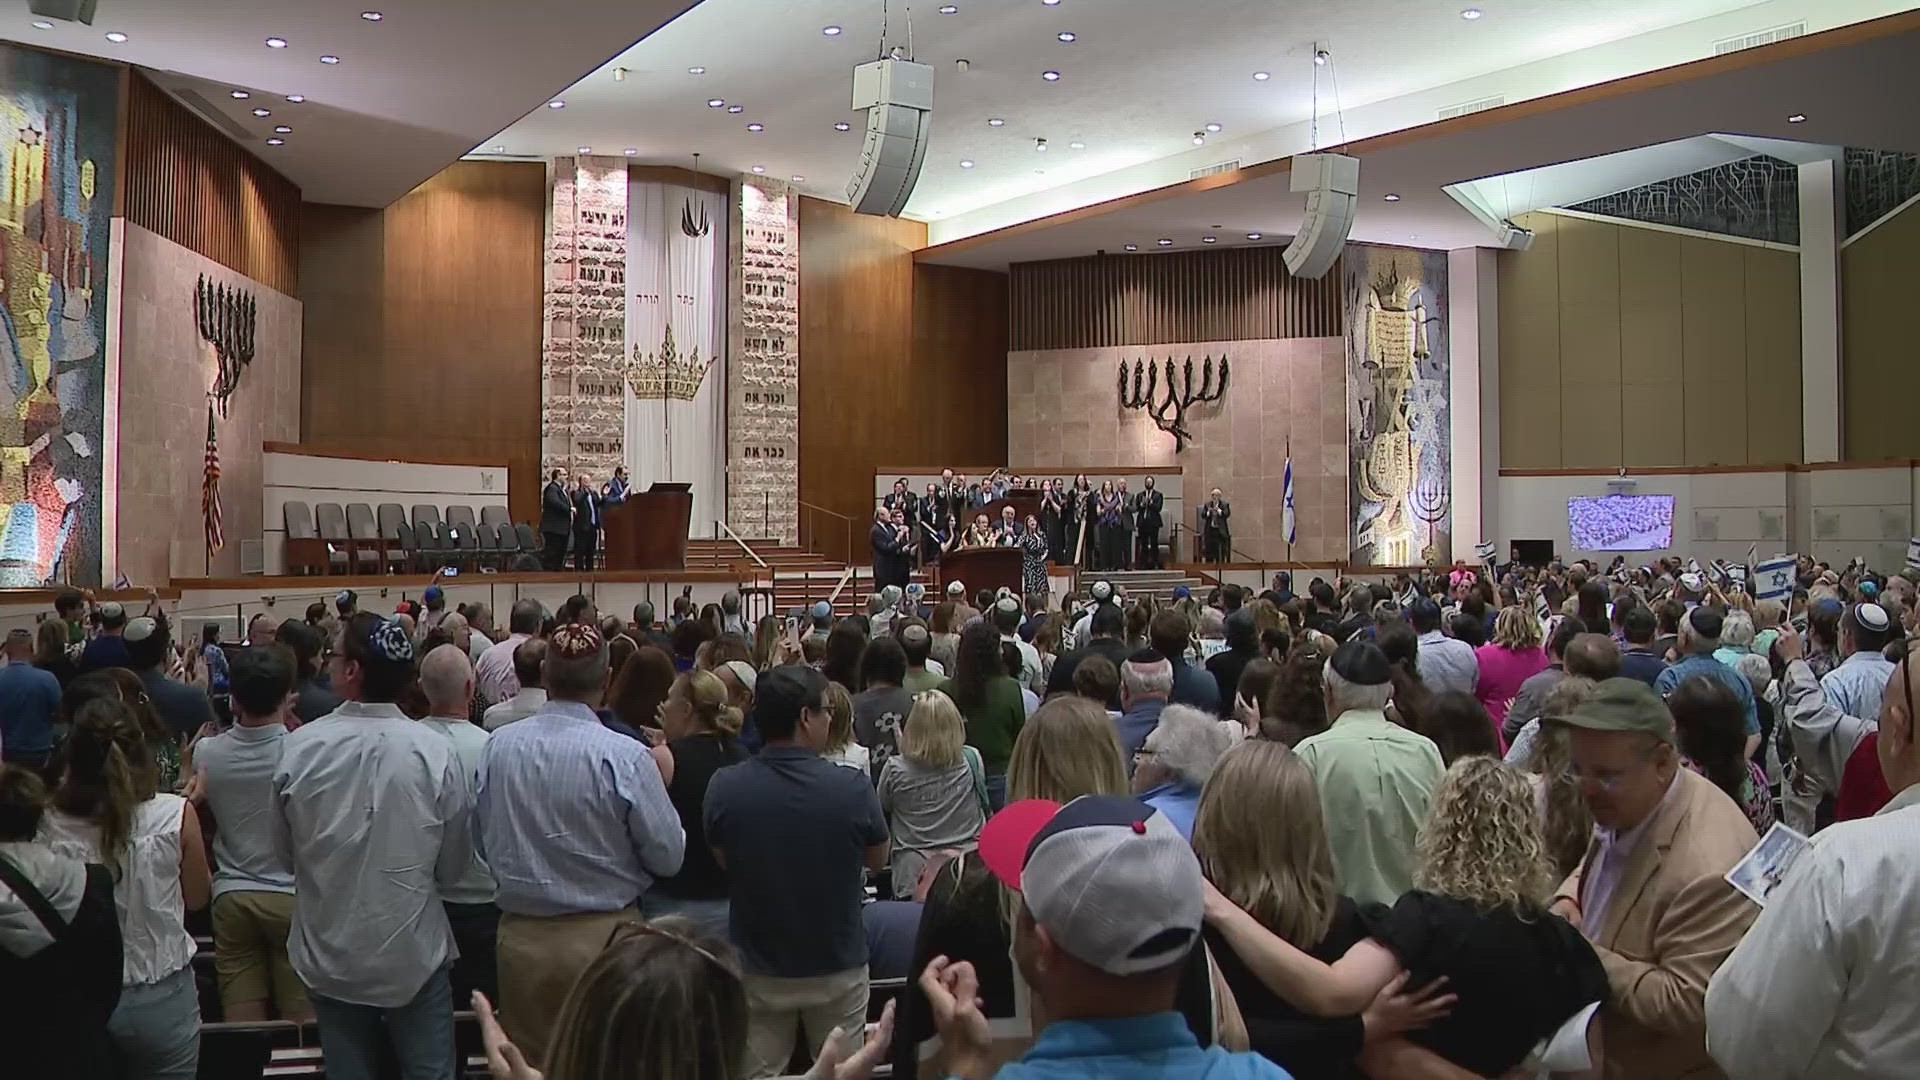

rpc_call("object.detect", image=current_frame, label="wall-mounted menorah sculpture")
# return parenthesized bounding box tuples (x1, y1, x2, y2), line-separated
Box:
(1410, 468, 1451, 562)
(196, 275, 256, 418)
(1117, 354, 1229, 452)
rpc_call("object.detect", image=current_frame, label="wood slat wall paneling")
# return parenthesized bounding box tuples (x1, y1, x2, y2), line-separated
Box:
(121, 72, 301, 296)
(1007, 246, 1342, 351)
(299, 161, 547, 524)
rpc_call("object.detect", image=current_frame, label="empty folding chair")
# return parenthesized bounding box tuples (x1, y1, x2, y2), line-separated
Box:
(412, 517, 447, 571)
(314, 503, 352, 575)
(446, 505, 478, 536)
(377, 504, 410, 572)
(392, 520, 420, 573)
(345, 503, 384, 573)
(515, 523, 540, 559)
(475, 517, 500, 568)
(480, 505, 511, 531)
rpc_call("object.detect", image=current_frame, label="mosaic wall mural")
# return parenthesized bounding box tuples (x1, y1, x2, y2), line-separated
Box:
(1566, 155, 1799, 246)
(0, 46, 117, 586)
(1844, 148, 1920, 238)
(541, 156, 628, 485)
(1344, 244, 1450, 567)
(726, 178, 798, 544)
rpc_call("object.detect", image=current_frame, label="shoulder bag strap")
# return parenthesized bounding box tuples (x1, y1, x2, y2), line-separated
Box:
(0, 853, 70, 938)
(962, 745, 992, 818)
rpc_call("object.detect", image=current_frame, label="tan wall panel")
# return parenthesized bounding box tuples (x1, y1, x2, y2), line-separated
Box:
(1618, 227, 1684, 388)
(1621, 388, 1686, 467)
(1502, 388, 1563, 470)
(1745, 247, 1803, 464)
(1562, 387, 1624, 469)
(1842, 199, 1920, 459)
(1497, 213, 1560, 468)
(1681, 236, 1748, 465)
(1554, 215, 1622, 466)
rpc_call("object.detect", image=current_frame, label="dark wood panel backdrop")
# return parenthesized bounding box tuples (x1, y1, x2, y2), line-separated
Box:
(1008, 247, 1342, 351)
(299, 161, 547, 525)
(798, 197, 1009, 563)
(121, 72, 302, 295)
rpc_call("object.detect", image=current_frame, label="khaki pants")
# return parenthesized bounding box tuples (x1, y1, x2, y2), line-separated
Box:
(211, 891, 310, 1020)
(495, 907, 641, 1068)
(742, 966, 870, 1079)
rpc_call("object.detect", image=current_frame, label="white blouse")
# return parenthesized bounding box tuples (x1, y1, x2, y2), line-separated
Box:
(41, 794, 196, 986)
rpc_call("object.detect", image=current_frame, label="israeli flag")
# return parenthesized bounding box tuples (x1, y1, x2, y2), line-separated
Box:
(1282, 455, 1297, 546)
(1754, 557, 1796, 602)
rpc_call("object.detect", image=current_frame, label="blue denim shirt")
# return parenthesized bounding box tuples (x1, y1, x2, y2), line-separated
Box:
(993, 1012, 1294, 1080)
(1655, 653, 1758, 735)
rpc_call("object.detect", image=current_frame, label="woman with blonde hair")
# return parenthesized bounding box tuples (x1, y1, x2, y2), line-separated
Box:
(750, 614, 782, 672)
(42, 699, 211, 1080)
(1521, 678, 1598, 878)
(643, 670, 746, 940)
(1202, 756, 1606, 1078)
(876, 690, 989, 898)
(1196, 740, 1440, 1077)
(1472, 605, 1550, 742)
(819, 680, 871, 776)
(1005, 694, 1128, 803)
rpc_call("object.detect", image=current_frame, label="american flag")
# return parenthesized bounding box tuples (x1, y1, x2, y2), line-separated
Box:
(202, 402, 224, 555)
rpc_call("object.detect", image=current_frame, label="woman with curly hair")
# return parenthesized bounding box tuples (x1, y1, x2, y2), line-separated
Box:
(935, 621, 1024, 809)
(1260, 646, 1330, 747)
(1201, 755, 1607, 1078)
(1520, 678, 1598, 878)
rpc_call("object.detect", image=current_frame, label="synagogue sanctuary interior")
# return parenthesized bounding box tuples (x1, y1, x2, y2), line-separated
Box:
(0, 0, 1917, 1078)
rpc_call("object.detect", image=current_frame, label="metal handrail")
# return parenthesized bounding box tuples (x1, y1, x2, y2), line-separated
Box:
(715, 520, 770, 570)
(798, 500, 855, 563)
(826, 566, 855, 608)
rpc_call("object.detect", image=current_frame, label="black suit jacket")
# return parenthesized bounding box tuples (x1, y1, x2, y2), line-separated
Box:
(540, 481, 573, 535)
(571, 488, 600, 532)
(1136, 490, 1164, 530)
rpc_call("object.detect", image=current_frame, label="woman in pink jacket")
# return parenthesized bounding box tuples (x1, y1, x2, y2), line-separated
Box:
(1473, 606, 1549, 749)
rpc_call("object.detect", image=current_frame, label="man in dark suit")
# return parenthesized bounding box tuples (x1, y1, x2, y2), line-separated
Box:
(871, 508, 904, 590)
(570, 473, 600, 571)
(1200, 487, 1232, 563)
(882, 478, 917, 520)
(539, 467, 573, 571)
(1134, 475, 1165, 569)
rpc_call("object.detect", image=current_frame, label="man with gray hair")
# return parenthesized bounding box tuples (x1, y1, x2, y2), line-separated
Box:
(476, 598, 543, 706)
(1117, 650, 1174, 765)
(1656, 607, 1760, 758)
(417, 644, 498, 1006)
(1132, 704, 1233, 839)
(720, 590, 748, 637)
(1294, 640, 1444, 905)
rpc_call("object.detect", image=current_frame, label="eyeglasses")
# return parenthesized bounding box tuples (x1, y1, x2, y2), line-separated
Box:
(1568, 741, 1663, 791)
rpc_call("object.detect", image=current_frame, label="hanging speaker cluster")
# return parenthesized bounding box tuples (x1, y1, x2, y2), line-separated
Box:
(1282, 153, 1361, 279)
(846, 58, 934, 217)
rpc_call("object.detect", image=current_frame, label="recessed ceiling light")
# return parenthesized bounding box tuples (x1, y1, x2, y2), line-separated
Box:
(1246, 232, 1263, 240)
(708, 98, 725, 107)
(1205, 122, 1222, 133)
(252, 108, 271, 117)
(1201, 236, 1218, 244)
(266, 138, 285, 146)
(939, 4, 958, 12)
(727, 105, 744, 113)
(1252, 71, 1269, 81)
(361, 10, 384, 21)
(791, 175, 805, 182)
(959, 159, 975, 168)
(1460, 7, 1483, 19)
(548, 100, 566, 109)
(1041, 70, 1061, 81)
(30, 20, 52, 30)
(1068, 141, 1085, 149)
(1035, 138, 1048, 151)
(822, 25, 842, 35)
(834, 121, 852, 131)
(1383, 192, 1401, 201)
(265, 36, 288, 48)
(286, 94, 306, 103)
(1042, 0, 1061, 5)
(1157, 238, 1174, 246)
(1057, 31, 1076, 42)
(1787, 113, 1807, 123)
(624, 148, 638, 156)
(747, 123, 764, 132)
(1408, 233, 1420, 240)
(273, 125, 292, 134)
(104, 31, 128, 43)
(577, 146, 592, 154)
(752, 165, 765, 174)
(1314, 49, 1329, 66)
(230, 90, 251, 99)
(319, 55, 340, 65)
(490, 145, 504, 153)
(688, 66, 705, 74)
(1192, 134, 1206, 146)
(987, 117, 1005, 126)
(1124, 244, 1138, 251)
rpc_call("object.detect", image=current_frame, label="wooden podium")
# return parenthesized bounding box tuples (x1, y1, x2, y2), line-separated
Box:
(602, 484, 693, 571)
(939, 546, 1023, 598)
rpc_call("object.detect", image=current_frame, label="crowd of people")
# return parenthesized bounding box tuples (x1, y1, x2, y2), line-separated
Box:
(1, 548, 1914, 1079)
(873, 471, 1235, 585)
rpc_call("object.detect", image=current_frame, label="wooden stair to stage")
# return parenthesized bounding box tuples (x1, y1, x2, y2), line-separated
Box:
(1089, 568, 1213, 604)
(685, 538, 932, 621)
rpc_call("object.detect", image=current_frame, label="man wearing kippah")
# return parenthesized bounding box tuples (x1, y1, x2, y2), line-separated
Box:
(1550, 678, 1756, 1078)
(1654, 607, 1760, 760)
(922, 795, 1289, 1080)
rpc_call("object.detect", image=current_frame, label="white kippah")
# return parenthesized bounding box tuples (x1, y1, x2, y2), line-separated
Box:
(947, 580, 966, 596)
(1855, 602, 1891, 633)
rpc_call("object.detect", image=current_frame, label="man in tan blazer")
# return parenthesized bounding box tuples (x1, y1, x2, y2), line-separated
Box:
(1550, 678, 1759, 1079)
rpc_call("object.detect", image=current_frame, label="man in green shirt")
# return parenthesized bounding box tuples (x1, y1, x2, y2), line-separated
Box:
(1294, 640, 1445, 906)
(899, 623, 946, 694)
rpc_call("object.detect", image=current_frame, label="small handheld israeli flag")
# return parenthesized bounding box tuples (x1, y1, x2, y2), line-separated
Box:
(1754, 557, 1796, 602)
(1475, 540, 1497, 567)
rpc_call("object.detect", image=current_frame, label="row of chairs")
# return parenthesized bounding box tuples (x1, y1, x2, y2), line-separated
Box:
(284, 502, 540, 575)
